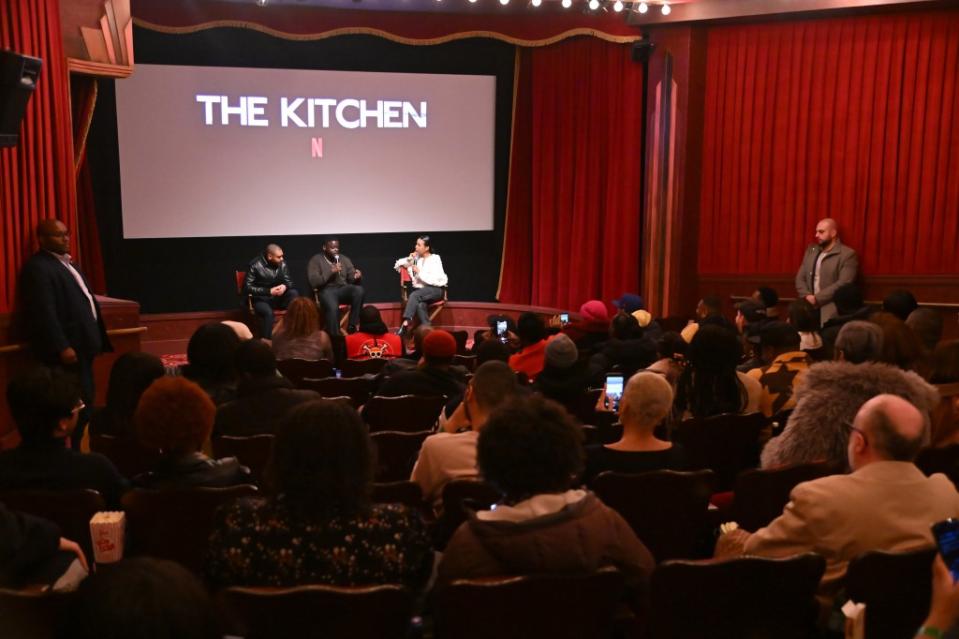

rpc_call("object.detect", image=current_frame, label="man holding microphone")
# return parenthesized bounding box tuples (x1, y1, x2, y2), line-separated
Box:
(308, 238, 365, 336)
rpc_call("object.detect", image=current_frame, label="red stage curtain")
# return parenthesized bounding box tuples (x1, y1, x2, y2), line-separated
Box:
(698, 9, 959, 277)
(0, 0, 77, 313)
(499, 38, 644, 309)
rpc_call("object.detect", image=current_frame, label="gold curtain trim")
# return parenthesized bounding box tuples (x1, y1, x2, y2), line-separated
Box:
(496, 46, 523, 301)
(74, 80, 98, 175)
(133, 18, 642, 46)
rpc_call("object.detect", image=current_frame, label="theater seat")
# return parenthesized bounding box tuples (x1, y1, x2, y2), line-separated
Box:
(846, 547, 937, 639)
(212, 434, 275, 483)
(433, 479, 501, 550)
(341, 357, 389, 377)
(89, 433, 161, 479)
(0, 588, 72, 639)
(298, 376, 374, 408)
(674, 412, 767, 490)
(0, 489, 105, 564)
(362, 395, 447, 433)
(370, 430, 431, 482)
(275, 358, 334, 387)
(732, 461, 841, 532)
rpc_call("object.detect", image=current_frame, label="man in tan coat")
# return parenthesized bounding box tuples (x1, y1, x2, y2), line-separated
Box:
(718, 394, 959, 606)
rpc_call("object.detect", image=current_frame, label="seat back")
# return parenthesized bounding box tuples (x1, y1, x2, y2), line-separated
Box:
(733, 461, 841, 531)
(846, 547, 937, 639)
(434, 479, 501, 549)
(235, 270, 252, 313)
(916, 443, 959, 488)
(591, 470, 716, 561)
(299, 376, 374, 408)
(674, 412, 767, 490)
(0, 589, 73, 639)
(0, 489, 105, 562)
(212, 435, 275, 483)
(276, 358, 334, 387)
(89, 433, 161, 479)
(363, 395, 447, 433)
(650, 554, 825, 639)
(371, 481, 428, 516)
(433, 567, 625, 639)
(220, 584, 414, 639)
(371, 430, 430, 482)
(122, 485, 258, 574)
(450, 331, 469, 355)
(452, 354, 476, 371)
(341, 358, 389, 377)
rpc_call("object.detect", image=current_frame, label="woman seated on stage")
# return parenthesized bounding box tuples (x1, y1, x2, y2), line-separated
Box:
(394, 234, 448, 334)
(674, 324, 761, 419)
(206, 400, 433, 590)
(270, 296, 333, 362)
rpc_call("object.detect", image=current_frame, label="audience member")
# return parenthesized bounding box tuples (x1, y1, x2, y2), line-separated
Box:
(345, 305, 402, 359)
(789, 298, 826, 359)
(438, 339, 515, 425)
(674, 325, 760, 419)
(412, 361, 521, 504)
(508, 312, 549, 381)
(71, 557, 219, 639)
(613, 293, 663, 340)
(220, 320, 253, 341)
(582, 372, 687, 485)
(833, 320, 884, 364)
(270, 297, 333, 362)
(752, 286, 780, 319)
(437, 394, 654, 588)
(134, 377, 251, 489)
(929, 340, 959, 446)
(561, 300, 611, 353)
(215, 340, 319, 437)
(0, 503, 88, 589)
(182, 322, 241, 405)
(681, 295, 735, 343)
(646, 331, 686, 388)
(907, 307, 944, 380)
(587, 313, 658, 388)
(376, 329, 466, 398)
(760, 361, 938, 470)
(735, 299, 769, 373)
(746, 322, 810, 418)
(89, 352, 165, 439)
(0, 368, 127, 507)
(919, 554, 959, 639)
(531, 334, 590, 406)
(718, 395, 959, 612)
(206, 401, 432, 589)
(820, 283, 871, 357)
(882, 289, 920, 322)
(872, 311, 923, 371)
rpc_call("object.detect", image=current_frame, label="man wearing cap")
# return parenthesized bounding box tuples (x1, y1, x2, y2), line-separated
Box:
(745, 322, 811, 417)
(377, 329, 466, 399)
(795, 218, 859, 325)
(613, 293, 663, 341)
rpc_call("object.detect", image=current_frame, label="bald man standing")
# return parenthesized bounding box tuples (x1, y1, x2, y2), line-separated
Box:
(717, 394, 959, 610)
(795, 218, 859, 324)
(18, 219, 111, 448)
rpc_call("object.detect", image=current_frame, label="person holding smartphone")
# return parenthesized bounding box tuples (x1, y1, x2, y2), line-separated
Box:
(508, 312, 549, 382)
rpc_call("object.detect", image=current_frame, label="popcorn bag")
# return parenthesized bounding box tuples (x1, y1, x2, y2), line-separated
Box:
(89, 511, 125, 563)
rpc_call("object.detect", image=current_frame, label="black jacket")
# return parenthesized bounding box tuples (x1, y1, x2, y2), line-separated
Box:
(0, 502, 61, 587)
(245, 254, 295, 298)
(134, 452, 251, 489)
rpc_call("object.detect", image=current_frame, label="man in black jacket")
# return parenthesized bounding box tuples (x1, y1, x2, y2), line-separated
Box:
(245, 244, 298, 339)
(18, 219, 112, 448)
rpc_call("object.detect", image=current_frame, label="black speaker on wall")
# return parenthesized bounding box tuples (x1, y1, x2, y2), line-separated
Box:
(0, 50, 42, 148)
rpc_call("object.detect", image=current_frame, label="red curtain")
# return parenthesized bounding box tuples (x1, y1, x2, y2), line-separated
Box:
(499, 37, 645, 308)
(0, 0, 77, 313)
(698, 9, 959, 277)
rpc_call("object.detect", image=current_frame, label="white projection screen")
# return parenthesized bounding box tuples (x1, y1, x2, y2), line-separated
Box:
(115, 64, 496, 238)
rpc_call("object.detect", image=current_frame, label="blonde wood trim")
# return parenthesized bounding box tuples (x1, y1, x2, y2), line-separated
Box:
(67, 57, 133, 78)
(0, 327, 147, 355)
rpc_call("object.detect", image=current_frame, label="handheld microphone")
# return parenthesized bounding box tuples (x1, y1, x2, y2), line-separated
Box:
(334, 255, 340, 265)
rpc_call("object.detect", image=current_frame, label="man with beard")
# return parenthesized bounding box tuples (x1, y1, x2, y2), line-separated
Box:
(795, 218, 858, 324)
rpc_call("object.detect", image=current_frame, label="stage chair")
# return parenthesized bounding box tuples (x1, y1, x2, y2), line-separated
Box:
(674, 412, 767, 490)
(235, 270, 252, 313)
(219, 584, 414, 639)
(122, 484, 258, 574)
(0, 588, 73, 639)
(591, 470, 716, 562)
(371, 430, 430, 482)
(89, 432, 161, 479)
(298, 376, 374, 408)
(433, 567, 625, 639)
(649, 554, 825, 639)
(362, 394, 447, 433)
(212, 434, 275, 483)
(846, 547, 937, 639)
(0, 489, 105, 563)
(732, 461, 841, 532)
(916, 443, 959, 488)
(275, 358, 334, 387)
(433, 479, 501, 550)
(398, 265, 446, 323)
(341, 357, 389, 377)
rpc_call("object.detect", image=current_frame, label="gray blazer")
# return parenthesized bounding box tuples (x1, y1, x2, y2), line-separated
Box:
(307, 253, 357, 291)
(795, 239, 859, 322)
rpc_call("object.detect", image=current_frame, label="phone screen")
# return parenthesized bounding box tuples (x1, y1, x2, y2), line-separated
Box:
(605, 374, 624, 411)
(560, 312, 569, 326)
(496, 320, 507, 337)
(933, 519, 959, 581)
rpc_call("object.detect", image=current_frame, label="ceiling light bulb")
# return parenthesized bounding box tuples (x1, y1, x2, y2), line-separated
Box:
(532, 0, 542, 6)
(255, 0, 268, 6)
(637, 1, 648, 12)
(562, 0, 572, 8)
(613, 0, 623, 10)
(500, 0, 510, 5)
(661, 2, 670, 14)
(589, 0, 599, 9)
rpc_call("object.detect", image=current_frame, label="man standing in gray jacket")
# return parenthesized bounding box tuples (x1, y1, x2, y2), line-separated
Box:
(307, 239, 364, 336)
(795, 218, 859, 324)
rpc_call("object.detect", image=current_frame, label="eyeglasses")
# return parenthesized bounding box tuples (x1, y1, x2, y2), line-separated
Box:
(846, 420, 869, 445)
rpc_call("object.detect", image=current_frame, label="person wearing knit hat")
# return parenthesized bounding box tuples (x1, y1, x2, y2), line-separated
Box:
(533, 334, 590, 405)
(613, 294, 645, 315)
(579, 300, 609, 323)
(545, 334, 579, 369)
(376, 329, 466, 399)
(556, 300, 611, 355)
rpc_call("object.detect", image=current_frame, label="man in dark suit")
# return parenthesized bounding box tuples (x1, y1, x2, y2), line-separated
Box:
(18, 219, 111, 448)
(795, 218, 859, 324)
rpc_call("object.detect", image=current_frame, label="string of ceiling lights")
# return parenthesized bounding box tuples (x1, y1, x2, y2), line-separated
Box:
(254, 0, 672, 13)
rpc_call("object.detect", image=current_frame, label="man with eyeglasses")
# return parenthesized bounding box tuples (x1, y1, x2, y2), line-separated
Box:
(18, 219, 111, 448)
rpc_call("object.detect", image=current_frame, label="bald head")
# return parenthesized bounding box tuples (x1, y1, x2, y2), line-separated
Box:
(815, 218, 839, 249)
(36, 219, 70, 255)
(853, 394, 927, 462)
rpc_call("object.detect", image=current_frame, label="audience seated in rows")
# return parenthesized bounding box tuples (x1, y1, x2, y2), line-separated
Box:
(560, 300, 610, 354)
(134, 377, 251, 489)
(646, 331, 686, 389)
(215, 340, 319, 437)
(0, 502, 88, 589)
(582, 371, 688, 485)
(930, 340, 959, 446)
(376, 326, 434, 379)
(788, 299, 826, 360)
(376, 329, 466, 399)
(182, 322, 242, 406)
(508, 312, 549, 381)
(746, 322, 811, 418)
(0, 367, 127, 507)
(872, 310, 924, 372)
(270, 296, 333, 362)
(586, 312, 658, 389)
(613, 293, 663, 341)
(345, 305, 402, 360)
(718, 394, 959, 615)
(734, 299, 770, 373)
(680, 295, 735, 343)
(820, 283, 871, 355)
(908, 307, 945, 380)
(531, 334, 590, 405)
(833, 320, 883, 364)
(437, 394, 654, 587)
(412, 361, 521, 504)
(206, 400, 432, 590)
(88, 352, 165, 440)
(674, 325, 760, 419)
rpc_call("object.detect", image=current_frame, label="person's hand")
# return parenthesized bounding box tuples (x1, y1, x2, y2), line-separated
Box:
(59, 347, 78, 366)
(923, 555, 959, 632)
(331, 262, 342, 273)
(548, 315, 562, 329)
(269, 285, 281, 297)
(804, 294, 818, 306)
(353, 268, 362, 280)
(505, 330, 520, 349)
(58, 537, 89, 573)
(595, 389, 614, 414)
(411, 265, 419, 275)
(714, 527, 750, 558)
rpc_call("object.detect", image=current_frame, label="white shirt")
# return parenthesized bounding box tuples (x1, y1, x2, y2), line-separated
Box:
(813, 251, 828, 295)
(410, 430, 478, 503)
(393, 253, 448, 288)
(51, 251, 97, 320)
